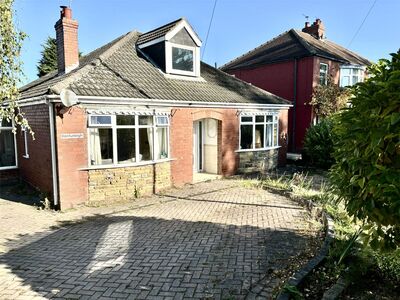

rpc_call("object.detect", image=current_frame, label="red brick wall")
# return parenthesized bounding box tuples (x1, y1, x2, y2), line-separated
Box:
(170, 107, 240, 186)
(54, 105, 88, 209)
(0, 169, 19, 184)
(16, 104, 53, 195)
(278, 109, 289, 166)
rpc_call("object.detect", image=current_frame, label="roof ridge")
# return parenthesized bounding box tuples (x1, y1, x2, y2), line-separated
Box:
(50, 31, 139, 94)
(139, 17, 183, 37)
(220, 30, 291, 70)
(290, 29, 316, 55)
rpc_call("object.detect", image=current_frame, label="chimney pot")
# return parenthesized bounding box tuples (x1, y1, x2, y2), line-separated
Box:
(302, 18, 325, 39)
(60, 6, 72, 19)
(305, 21, 310, 28)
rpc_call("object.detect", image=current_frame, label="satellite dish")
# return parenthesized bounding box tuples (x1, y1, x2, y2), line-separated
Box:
(60, 89, 78, 107)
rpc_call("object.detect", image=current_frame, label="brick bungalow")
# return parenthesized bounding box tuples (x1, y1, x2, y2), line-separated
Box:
(0, 7, 291, 209)
(221, 19, 370, 152)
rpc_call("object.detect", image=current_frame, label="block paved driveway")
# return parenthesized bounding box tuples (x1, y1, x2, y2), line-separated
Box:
(0, 180, 320, 299)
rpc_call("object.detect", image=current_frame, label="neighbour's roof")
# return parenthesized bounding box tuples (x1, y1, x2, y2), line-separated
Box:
(221, 29, 371, 71)
(19, 30, 289, 106)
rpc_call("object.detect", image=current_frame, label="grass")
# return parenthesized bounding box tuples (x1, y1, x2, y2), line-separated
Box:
(246, 170, 400, 299)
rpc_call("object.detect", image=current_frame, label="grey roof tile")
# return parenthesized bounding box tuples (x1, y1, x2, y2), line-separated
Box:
(20, 29, 289, 106)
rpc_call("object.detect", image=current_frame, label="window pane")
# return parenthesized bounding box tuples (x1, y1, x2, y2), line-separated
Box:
(89, 128, 113, 165)
(341, 68, 351, 76)
(320, 64, 328, 72)
(156, 116, 169, 125)
(341, 76, 350, 87)
(241, 116, 252, 123)
(240, 125, 253, 149)
(273, 124, 278, 146)
(117, 115, 135, 126)
(117, 129, 136, 163)
(255, 125, 264, 148)
(352, 75, 359, 85)
(156, 127, 168, 159)
(90, 115, 112, 125)
(266, 124, 273, 147)
(266, 116, 273, 122)
(139, 116, 153, 126)
(172, 47, 194, 72)
(255, 116, 264, 123)
(139, 128, 153, 161)
(1, 119, 12, 127)
(0, 130, 15, 167)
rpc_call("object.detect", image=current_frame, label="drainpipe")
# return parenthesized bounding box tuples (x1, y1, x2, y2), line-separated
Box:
(292, 59, 298, 153)
(48, 101, 60, 209)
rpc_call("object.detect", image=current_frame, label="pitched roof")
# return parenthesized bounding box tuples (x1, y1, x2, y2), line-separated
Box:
(221, 29, 371, 71)
(19, 30, 289, 106)
(136, 18, 182, 45)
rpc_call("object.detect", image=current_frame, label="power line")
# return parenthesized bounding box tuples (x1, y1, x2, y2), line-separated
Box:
(347, 0, 378, 48)
(202, 0, 218, 60)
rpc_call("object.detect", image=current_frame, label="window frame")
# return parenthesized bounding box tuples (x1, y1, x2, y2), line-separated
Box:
(0, 119, 18, 170)
(165, 41, 200, 77)
(339, 65, 364, 87)
(22, 126, 29, 159)
(87, 114, 170, 168)
(238, 113, 280, 152)
(319, 63, 329, 85)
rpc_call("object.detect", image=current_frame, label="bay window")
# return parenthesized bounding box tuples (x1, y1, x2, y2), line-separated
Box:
(88, 114, 169, 166)
(239, 114, 279, 150)
(0, 119, 17, 169)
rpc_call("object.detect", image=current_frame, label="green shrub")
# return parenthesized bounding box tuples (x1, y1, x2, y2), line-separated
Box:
(373, 249, 400, 281)
(330, 50, 400, 250)
(303, 118, 335, 169)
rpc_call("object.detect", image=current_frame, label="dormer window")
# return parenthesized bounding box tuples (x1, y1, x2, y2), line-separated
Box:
(137, 18, 202, 77)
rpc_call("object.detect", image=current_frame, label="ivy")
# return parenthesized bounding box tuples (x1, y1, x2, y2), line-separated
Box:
(330, 50, 400, 251)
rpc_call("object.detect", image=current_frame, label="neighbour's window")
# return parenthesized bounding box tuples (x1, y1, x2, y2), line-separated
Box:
(22, 127, 29, 159)
(239, 114, 279, 150)
(0, 119, 17, 169)
(340, 67, 363, 87)
(319, 63, 328, 85)
(88, 114, 169, 166)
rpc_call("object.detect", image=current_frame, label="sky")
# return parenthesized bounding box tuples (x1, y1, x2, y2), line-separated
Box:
(14, 0, 400, 85)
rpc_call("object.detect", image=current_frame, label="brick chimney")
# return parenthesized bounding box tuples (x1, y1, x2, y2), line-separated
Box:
(54, 6, 79, 74)
(302, 18, 325, 39)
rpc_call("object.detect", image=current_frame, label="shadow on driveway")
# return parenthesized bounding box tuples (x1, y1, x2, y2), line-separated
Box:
(0, 214, 313, 299)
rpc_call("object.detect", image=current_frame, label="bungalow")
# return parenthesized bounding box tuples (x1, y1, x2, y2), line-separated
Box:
(221, 19, 370, 152)
(0, 6, 291, 209)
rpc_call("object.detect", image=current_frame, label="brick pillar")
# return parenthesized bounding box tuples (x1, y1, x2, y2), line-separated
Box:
(54, 6, 79, 74)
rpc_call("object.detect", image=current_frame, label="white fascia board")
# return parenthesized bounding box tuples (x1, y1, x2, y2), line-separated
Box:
(165, 19, 202, 47)
(47, 95, 292, 110)
(137, 36, 165, 49)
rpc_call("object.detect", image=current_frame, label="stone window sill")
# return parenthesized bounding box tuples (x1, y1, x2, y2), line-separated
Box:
(235, 146, 281, 153)
(80, 158, 175, 171)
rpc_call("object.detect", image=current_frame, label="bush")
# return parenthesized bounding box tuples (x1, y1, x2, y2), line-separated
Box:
(303, 118, 335, 169)
(374, 249, 400, 281)
(330, 50, 400, 250)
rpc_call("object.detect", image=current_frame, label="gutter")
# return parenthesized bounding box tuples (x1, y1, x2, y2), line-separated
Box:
(48, 100, 59, 209)
(46, 95, 293, 110)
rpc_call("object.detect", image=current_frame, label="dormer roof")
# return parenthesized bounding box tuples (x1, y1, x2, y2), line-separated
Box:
(137, 18, 202, 48)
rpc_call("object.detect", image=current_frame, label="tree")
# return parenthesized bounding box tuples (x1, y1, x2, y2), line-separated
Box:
(37, 37, 57, 77)
(309, 76, 351, 118)
(330, 50, 400, 250)
(0, 0, 32, 134)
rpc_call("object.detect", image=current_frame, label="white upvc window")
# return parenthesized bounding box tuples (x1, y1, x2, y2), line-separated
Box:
(165, 41, 200, 77)
(319, 63, 329, 85)
(239, 114, 279, 150)
(340, 66, 364, 87)
(88, 114, 170, 167)
(0, 119, 17, 169)
(22, 127, 29, 159)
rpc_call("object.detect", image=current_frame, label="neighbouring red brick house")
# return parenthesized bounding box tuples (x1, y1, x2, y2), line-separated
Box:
(0, 7, 291, 209)
(221, 19, 370, 152)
